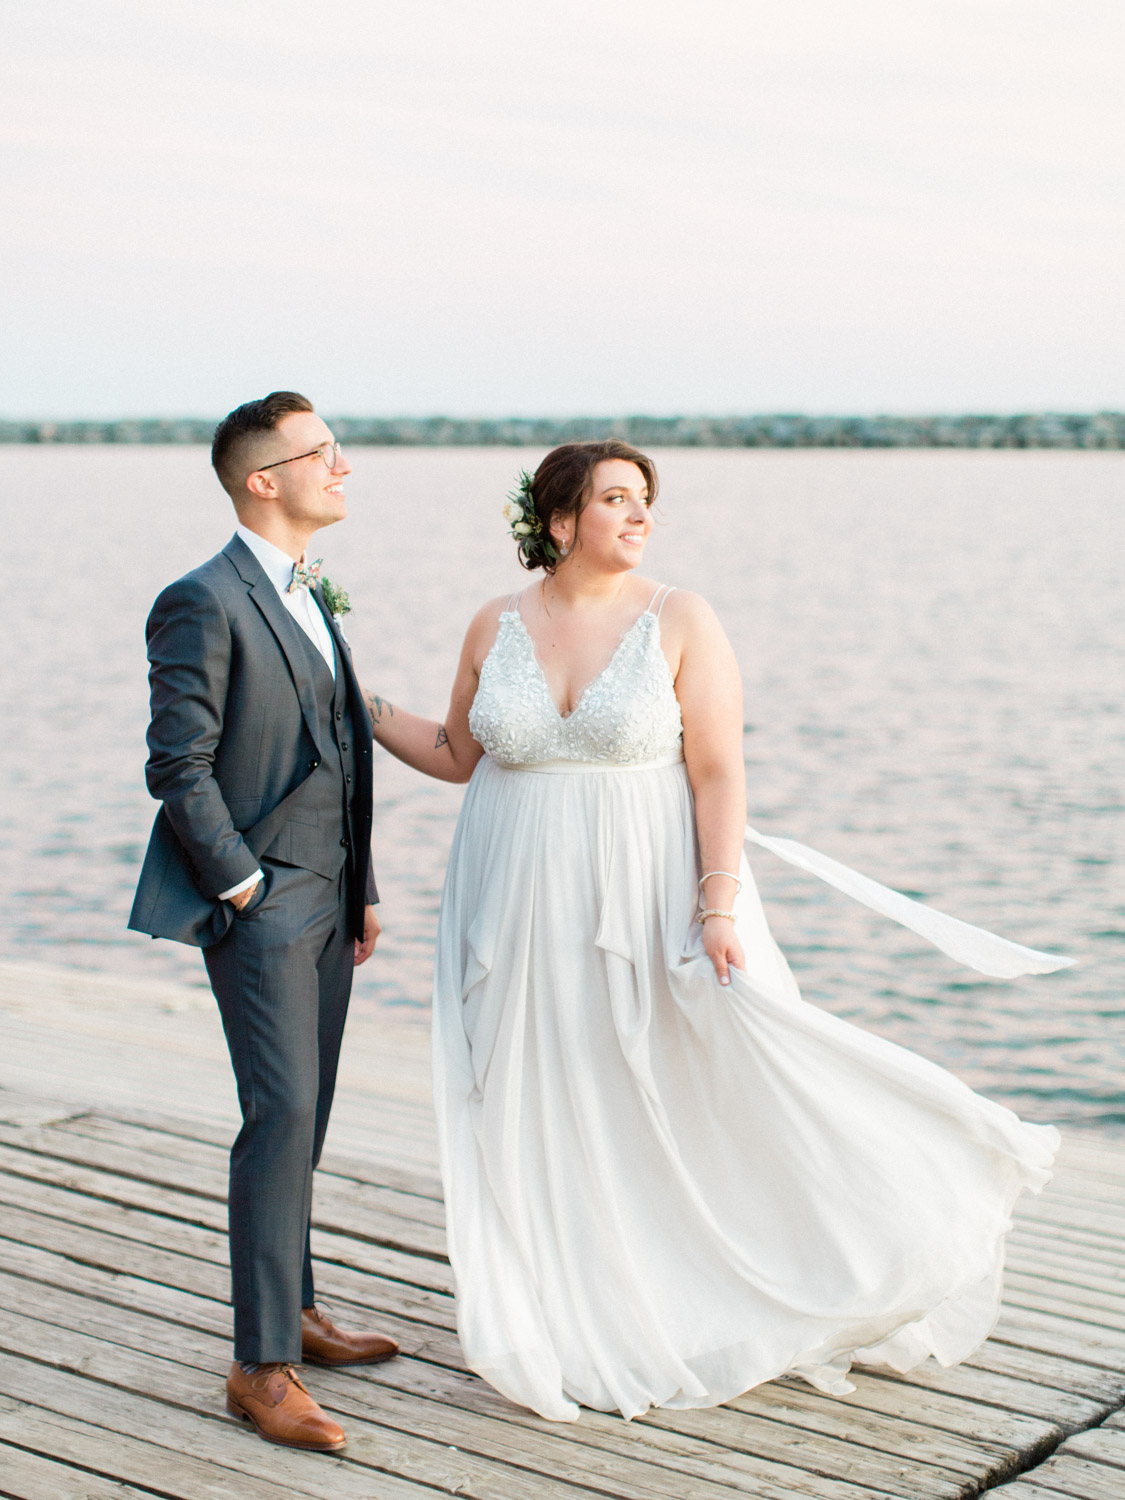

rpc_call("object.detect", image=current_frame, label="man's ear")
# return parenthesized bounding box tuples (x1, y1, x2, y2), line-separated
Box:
(243, 468, 277, 502)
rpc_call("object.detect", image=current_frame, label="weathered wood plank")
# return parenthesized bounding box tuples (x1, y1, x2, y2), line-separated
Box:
(1006, 1250, 1125, 1300)
(0, 1246, 1016, 1500)
(1004, 1273, 1125, 1330)
(0, 1130, 450, 1261)
(56, 1114, 448, 1221)
(1015, 1197, 1125, 1238)
(5, 963, 1125, 1500)
(0, 1392, 325, 1499)
(0, 1273, 1042, 1500)
(0, 1091, 87, 1130)
(0, 1144, 1114, 1496)
(1013, 1221, 1125, 1265)
(993, 1305, 1125, 1368)
(863, 1359, 1107, 1433)
(2, 1188, 1122, 1482)
(989, 1452, 1125, 1498)
(1042, 1173, 1125, 1209)
(0, 1437, 165, 1500)
(993, 1478, 1123, 1500)
(0, 1236, 233, 1337)
(734, 1375, 1060, 1462)
(1062, 1423, 1125, 1469)
(0, 1198, 458, 1332)
(629, 1402, 972, 1498)
(0, 1256, 451, 1382)
(0, 1339, 616, 1500)
(10, 1283, 871, 1500)
(327, 1368, 908, 1500)
(965, 1339, 1125, 1406)
(97, 1102, 444, 1197)
(0, 1154, 455, 1295)
(0, 1258, 956, 1500)
(0, 1306, 752, 1500)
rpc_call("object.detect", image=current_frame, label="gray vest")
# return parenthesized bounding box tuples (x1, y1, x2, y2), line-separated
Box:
(261, 630, 360, 879)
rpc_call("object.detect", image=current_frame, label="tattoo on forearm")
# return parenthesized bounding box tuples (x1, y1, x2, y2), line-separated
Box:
(434, 725, 449, 749)
(365, 692, 394, 724)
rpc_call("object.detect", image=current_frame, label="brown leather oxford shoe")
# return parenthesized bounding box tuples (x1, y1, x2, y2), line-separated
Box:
(226, 1362, 346, 1452)
(301, 1304, 399, 1366)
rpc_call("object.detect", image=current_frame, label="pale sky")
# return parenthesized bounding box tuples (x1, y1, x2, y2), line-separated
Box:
(2, 0, 1123, 417)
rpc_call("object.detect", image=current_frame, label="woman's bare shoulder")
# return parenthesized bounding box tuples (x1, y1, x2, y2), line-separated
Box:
(462, 592, 519, 667)
(658, 587, 722, 633)
(470, 592, 516, 627)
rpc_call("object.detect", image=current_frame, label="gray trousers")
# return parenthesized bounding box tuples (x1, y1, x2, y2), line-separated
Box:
(204, 856, 353, 1363)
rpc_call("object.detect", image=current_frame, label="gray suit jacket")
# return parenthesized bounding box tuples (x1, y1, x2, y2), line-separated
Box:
(129, 535, 376, 947)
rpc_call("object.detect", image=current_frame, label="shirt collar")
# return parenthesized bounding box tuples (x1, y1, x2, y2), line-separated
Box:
(236, 524, 308, 598)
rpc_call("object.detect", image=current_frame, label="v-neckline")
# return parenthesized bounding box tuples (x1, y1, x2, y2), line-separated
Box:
(510, 608, 654, 722)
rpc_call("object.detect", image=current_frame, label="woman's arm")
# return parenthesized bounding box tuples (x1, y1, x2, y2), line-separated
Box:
(668, 592, 747, 985)
(360, 602, 498, 784)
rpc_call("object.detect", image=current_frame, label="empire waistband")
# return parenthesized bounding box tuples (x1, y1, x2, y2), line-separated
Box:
(496, 747, 686, 775)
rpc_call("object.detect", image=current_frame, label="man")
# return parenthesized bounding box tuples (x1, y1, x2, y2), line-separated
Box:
(130, 391, 395, 1453)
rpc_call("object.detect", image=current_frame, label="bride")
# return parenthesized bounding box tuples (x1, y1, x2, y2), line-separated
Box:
(362, 438, 1071, 1422)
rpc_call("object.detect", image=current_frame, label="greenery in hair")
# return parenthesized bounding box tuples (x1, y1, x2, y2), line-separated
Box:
(502, 470, 559, 565)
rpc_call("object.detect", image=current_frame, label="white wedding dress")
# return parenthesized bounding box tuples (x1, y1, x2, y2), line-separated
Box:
(431, 586, 1071, 1423)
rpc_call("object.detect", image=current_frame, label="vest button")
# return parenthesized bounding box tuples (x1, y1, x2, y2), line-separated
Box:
(309, 760, 319, 770)
(341, 741, 349, 751)
(340, 837, 349, 848)
(336, 711, 343, 720)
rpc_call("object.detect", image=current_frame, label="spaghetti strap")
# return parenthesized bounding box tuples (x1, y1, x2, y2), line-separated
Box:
(506, 591, 523, 614)
(647, 584, 676, 618)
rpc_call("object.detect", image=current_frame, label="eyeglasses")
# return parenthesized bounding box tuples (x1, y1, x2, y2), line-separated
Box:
(258, 441, 344, 473)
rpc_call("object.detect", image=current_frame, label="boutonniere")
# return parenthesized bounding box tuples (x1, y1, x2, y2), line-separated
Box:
(319, 576, 351, 623)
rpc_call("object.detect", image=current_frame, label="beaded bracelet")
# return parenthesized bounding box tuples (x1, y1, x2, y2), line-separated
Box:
(697, 908, 736, 924)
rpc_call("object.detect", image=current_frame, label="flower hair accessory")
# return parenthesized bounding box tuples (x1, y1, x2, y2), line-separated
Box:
(503, 470, 559, 565)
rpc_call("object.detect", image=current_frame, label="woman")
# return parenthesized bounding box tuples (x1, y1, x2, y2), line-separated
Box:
(363, 439, 1070, 1423)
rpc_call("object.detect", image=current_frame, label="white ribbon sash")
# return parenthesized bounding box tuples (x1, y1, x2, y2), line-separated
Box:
(744, 826, 1075, 979)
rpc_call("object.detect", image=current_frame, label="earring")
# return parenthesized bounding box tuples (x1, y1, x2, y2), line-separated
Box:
(559, 541, 569, 557)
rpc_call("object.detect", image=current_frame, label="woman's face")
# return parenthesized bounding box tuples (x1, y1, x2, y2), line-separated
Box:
(562, 459, 653, 570)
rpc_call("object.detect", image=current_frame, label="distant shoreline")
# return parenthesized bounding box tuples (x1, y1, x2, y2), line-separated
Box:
(2, 412, 1124, 449)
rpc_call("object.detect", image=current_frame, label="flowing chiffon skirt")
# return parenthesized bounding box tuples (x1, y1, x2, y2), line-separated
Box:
(432, 752, 1060, 1422)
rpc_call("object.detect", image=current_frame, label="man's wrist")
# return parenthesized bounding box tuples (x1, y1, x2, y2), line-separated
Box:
(219, 869, 263, 903)
(228, 880, 261, 911)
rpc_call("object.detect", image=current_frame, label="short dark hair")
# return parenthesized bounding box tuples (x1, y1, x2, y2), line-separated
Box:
(211, 390, 314, 495)
(517, 439, 659, 572)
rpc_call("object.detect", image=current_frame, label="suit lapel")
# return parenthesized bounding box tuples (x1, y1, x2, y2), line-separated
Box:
(223, 536, 323, 751)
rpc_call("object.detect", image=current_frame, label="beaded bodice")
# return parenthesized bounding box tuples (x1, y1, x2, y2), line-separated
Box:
(469, 599, 683, 767)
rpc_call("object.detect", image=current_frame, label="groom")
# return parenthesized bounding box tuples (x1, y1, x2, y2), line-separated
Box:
(130, 391, 395, 1453)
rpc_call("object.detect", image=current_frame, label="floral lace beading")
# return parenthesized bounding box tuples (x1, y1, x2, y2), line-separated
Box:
(469, 607, 683, 767)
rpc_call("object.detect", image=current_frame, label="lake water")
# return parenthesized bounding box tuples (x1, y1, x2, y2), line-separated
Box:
(2, 446, 1122, 1130)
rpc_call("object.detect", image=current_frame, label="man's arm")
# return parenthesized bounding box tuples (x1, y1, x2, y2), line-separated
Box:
(144, 576, 261, 898)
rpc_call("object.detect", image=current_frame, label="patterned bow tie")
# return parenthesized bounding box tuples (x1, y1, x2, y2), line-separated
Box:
(287, 558, 323, 593)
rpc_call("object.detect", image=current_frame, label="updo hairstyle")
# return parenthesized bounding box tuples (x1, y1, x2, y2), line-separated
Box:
(517, 439, 659, 573)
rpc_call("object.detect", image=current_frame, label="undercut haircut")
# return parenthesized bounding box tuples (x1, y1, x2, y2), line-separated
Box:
(211, 390, 315, 497)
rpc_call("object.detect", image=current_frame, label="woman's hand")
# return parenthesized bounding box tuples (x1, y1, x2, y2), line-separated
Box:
(702, 915, 745, 987)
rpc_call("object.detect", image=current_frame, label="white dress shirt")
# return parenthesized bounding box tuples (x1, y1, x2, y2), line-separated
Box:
(218, 526, 337, 902)
(235, 524, 336, 679)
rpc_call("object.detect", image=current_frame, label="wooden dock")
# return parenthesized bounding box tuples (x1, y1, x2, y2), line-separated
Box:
(0, 958, 1123, 1499)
